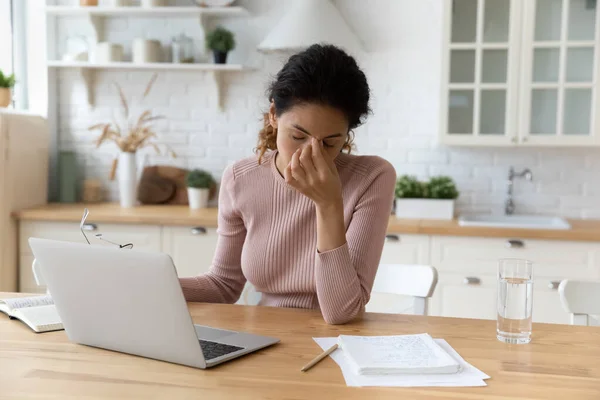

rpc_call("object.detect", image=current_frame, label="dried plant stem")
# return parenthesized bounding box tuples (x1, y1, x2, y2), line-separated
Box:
(113, 81, 129, 118)
(143, 73, 158, 98)
(88, 73, 177, 164)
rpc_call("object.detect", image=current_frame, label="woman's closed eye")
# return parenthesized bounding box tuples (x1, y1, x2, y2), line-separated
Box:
(292, 136, 335, 148)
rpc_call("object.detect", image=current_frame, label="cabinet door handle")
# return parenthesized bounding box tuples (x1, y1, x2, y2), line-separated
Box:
(81, 223, 97, 231)
(385, 234, 400, 242)
(463, 277, 481, 285)
(548, 281, 561, 290)
(506, 239, 525, 249)
(191, 227, 207, 235)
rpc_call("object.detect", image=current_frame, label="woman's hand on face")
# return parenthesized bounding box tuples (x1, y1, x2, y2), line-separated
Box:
(284, 137, 343, 209)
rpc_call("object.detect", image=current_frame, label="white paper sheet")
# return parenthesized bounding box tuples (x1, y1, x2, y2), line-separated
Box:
(313, 337, 490, 387)
(338, 333, 460, 375)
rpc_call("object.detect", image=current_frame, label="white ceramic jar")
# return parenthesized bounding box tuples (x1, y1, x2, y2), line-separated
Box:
(94, 42, 123, 63)
(132, 39, 162, 63)
(140, 0, 166, 6)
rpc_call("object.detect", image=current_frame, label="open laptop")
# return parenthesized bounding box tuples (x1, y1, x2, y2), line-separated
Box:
(28, 237, 279, 369)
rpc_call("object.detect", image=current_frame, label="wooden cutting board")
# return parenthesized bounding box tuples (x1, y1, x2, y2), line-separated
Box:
(137, 166, 216, 205)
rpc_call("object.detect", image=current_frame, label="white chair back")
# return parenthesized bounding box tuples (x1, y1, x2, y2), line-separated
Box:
(558, 280, 600, 326)
(367, 264, 438, 316)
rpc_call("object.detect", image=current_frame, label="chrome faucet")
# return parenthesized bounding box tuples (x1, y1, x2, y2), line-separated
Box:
(505, 167, 533, 215)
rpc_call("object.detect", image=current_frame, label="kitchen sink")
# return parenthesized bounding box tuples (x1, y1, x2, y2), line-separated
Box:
(457, 214, 571, 230)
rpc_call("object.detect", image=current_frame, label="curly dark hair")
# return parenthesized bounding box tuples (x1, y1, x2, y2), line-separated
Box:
(256, 44, 371, 163)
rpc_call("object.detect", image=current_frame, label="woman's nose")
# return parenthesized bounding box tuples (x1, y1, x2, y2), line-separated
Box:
(300, 141, 313, 151)
(305, 137, 322, 148)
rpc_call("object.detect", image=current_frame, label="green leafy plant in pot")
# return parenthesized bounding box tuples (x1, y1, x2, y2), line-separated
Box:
(186, 169, 215, 210)
(394, 175, 459, 220)
(0, 69, 16, 108)
(206, 26, 235, 64)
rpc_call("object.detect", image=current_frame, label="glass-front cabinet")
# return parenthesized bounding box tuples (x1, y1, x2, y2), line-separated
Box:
(441, 0, 600, 146)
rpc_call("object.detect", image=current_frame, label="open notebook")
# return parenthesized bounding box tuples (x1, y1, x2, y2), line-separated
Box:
(0, 295, 63, 333)
(338, 333, 461, 375)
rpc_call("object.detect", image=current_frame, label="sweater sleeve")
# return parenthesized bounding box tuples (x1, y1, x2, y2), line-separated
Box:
(314, 160, 396, 324)
(179, 165, 247, 303)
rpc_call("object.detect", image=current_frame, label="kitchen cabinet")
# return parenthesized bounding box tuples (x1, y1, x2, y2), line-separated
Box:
(429, 235, 600, 323)
(441, 0, 600, 146)
(19, 221, 162, 293)
(161, 226, 219, 278)
(18, 219, 600, 323)
(379, 234, 430, 265)
(429, 273, 498, 319)
(18, 221, 259, 305)
(161, 226, 260, 305)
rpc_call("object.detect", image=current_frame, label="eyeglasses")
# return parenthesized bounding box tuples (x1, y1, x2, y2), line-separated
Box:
(80, 208, 134, 249)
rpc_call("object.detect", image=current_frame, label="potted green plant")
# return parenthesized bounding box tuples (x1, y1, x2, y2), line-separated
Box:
(206, 26, 235, 64)
(0, 70, 16, 108)
(186, 169, 215, 209)
(395, 175, 459, 220)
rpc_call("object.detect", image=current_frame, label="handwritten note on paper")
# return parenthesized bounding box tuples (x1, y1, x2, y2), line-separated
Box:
(337, 333, 461, 375)
(1, 295, 54, 311)
(314, 337, 489, 387)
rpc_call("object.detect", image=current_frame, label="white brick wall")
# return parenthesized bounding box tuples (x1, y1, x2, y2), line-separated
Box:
(52, 0, 600, 218)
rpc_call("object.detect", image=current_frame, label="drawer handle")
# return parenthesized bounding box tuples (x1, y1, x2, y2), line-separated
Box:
(463, 277, 481, 285)
(506, 239, 525, 249)
(191, 227, 207, 235)
(548, 281, 561, 290)
(385, 234, 400, 242)
(81, 223, 97, 231)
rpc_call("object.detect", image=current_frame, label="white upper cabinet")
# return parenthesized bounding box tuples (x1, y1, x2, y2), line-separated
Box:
(441, 0, 600, 146)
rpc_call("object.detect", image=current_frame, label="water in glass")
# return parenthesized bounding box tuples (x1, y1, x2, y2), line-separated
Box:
(497, 259, 533, 344)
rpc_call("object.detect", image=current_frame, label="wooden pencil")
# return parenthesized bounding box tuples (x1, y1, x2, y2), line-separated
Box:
(300, 343, 339, 372)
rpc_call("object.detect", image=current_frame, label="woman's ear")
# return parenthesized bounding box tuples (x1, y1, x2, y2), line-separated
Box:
(268, 102, 278, 129)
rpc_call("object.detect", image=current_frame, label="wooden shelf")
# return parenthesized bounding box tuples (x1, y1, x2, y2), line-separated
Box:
(45, 5, 247, 17)
(47, 61, 250, 110)
(47, 60, 246, 71)
(45, 5, 250, 113)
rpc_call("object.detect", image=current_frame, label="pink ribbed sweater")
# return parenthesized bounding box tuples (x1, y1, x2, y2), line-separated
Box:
(179, 150, 396, 324)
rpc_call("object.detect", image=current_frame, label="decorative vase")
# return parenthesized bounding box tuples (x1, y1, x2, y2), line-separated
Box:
(132, 39, 162, 63)
(0, 87, 11, 107)
(58, 151, 79, 203)
(187, 187, 209, 209)
(118, 152, 138, 208)
(213, 50, 228, 64)
(94, 42, 124, 63)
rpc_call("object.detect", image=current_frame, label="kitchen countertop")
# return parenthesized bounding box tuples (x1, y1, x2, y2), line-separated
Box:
(12, 202, 600, 242)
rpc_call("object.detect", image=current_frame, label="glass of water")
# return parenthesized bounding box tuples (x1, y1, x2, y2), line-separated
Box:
(497, 258, 533, 344)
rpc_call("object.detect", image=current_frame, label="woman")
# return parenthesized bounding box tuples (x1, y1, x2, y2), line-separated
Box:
(179, 44, 396, 324)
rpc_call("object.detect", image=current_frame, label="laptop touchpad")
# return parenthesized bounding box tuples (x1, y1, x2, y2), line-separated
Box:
(194, 325, 237, 341)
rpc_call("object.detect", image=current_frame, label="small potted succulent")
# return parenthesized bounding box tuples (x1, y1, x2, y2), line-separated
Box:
(395, 175, 459, 220)
(186, 169, 215, 209)
(0, 70, 16, 108)
(206, 26, 235, 64)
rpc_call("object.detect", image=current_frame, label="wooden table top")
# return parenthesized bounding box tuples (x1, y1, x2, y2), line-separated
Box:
(1, 293, 599, 399)
(12, 202, 600, 242)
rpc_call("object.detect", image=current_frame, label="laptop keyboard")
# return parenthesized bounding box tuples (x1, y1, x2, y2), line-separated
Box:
(199, 339, 244, 361)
